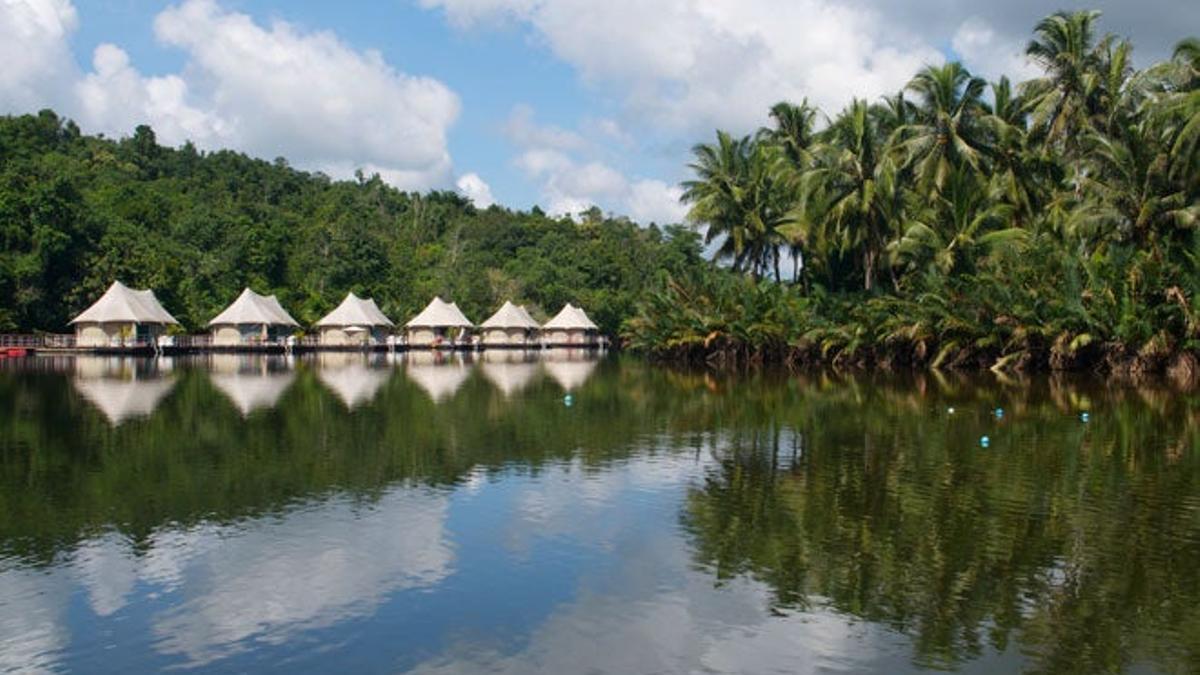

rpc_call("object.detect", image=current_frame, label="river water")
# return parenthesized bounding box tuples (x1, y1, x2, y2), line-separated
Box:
(0, 352, 1197, 674)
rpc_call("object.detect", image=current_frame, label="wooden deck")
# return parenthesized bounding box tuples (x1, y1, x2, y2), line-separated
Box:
(0, 334, 608, 356)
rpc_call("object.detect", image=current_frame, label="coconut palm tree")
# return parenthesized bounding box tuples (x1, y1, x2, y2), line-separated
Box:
(1021, 10, 1115, 149)
(986, 77, 1056, 227)
(764, 100, 819, 167)
(894, 62, 992, 195)
(681, 132, 792, 280)
(811, 99, 901, 291)
(891, 167, 1026, 276)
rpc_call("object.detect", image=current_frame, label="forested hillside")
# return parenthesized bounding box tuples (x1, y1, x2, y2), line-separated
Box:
(624, 12, 1200, 374)
(4, 10, 1198, 374)
(0, 111, 703, 334)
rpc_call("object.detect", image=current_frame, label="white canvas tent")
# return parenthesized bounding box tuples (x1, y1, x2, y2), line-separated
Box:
(208, 289, 299, 347)
(208, 354, 296, 415)
(70, 281, 179, 347)
(73, 356, 176, 425)
(405, 297, 474, 348)
(314, 293, 394, 347)
(478, 301, 541, 348)
(405, 351, 471, 402)
(542, 303, 600, 347)
(315, 352, 391, 408)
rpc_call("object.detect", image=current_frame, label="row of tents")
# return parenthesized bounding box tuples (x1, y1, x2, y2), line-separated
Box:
(70, 281, 601, 349)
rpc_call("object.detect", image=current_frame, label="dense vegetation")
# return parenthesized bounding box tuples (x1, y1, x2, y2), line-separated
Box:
(624, 11, 1200, 375)
(0, 114, 703, 334)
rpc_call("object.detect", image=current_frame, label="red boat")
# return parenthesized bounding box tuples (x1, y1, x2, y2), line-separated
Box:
(6, 348, 27, 357)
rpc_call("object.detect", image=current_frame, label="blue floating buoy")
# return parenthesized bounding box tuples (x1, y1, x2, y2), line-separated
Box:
(564, 394, 574, 407)
(1080, 412, 1089, 423)
(980, 435, 990, 447)
(994, 407, 1004, 418)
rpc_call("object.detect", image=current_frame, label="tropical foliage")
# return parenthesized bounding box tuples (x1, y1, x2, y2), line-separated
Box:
(626, 11, 1200, 373)
(0, 114, 704, 335)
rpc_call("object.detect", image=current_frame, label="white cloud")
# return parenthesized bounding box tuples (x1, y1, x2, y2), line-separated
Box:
(583, 117, 634, 147)
(421, 0, 942, 133)
(951, 18, 1041, 83)
(75, 43, 225, 146)
(149, 0, 459, 188)
(507, 105, 685, 222)
(504, 103, 586, 151)
(628, 179, 687, 225)
(515, 148, 573, 177)
(0, 0, 79, 112)
(0, 0, 461, 190)
(456, 172, 495, 208)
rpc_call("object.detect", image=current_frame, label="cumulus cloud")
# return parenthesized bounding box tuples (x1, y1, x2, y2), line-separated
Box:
(0, 0, 79, 112)
(507, 105, 686, 223)
(150, 0, 459, 187)
(423, 0, 1196, 136)
(628, 180, 688, 225)
(504, 103, 586, 152)
(456, 172, 496, 208)
(75, 43, 226, 146)
(0, 0, 461, 190)
(951, 18, 1041, 83)
(420, 0, 942, 133)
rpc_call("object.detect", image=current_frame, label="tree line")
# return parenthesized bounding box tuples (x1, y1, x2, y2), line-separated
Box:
(0, 113, 704, 335)
(624, 11, 1199, 374)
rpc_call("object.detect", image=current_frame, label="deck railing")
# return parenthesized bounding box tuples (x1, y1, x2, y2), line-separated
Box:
(0, 334, 76, 349)
(0, 333, 608, 351)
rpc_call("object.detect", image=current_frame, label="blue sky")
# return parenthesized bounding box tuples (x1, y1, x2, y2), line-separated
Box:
(2, 0, 1196, 222)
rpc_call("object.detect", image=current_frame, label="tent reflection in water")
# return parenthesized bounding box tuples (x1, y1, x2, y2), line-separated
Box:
(405, 351, 471, 403)
(404, 297, 474, 348)
(315, 352, 391, 408)
(207, 354, 296, 416)
(314, 293, 394, 347)
(69, 281, 179, 348)
(72, 356, 176, 425)
(208, 288, 299, 347)
(480, 350, 540, 397)
(478, 301, 540, 348)
(542, 349, 599, 391)
(542, 303, 600, 347)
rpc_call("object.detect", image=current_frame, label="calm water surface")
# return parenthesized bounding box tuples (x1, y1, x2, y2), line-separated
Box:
(1, 352, 1198, 674)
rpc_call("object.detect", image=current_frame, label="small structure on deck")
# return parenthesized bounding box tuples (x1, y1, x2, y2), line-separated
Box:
(542, 303, 600, 347)
(70, 281, 180, 348)
(405, 297, 474, 348)
(314, 293, 394, 347)
(479, 301, 541, 348)
(208, 288, 299, 347)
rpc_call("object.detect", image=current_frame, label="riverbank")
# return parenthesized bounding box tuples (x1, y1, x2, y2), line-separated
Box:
(620, 268, 1200, 384)
(639, 339, 1200, 384)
